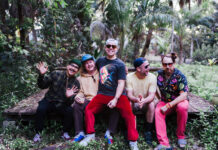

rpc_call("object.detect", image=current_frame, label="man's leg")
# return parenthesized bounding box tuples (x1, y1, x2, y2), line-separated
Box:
(80, 94, 112, 146)
(143, 101, 155, 145)
(35, 98, 53, 133)
(108, 108, 120, 134)
(176, 100, 189, 140)
(57, 104, 74, 134)
(72, 100, 90, 135)
(116, 95, 139, 141)
(155, 101, 170, 146)
(85, 94, 111, 134)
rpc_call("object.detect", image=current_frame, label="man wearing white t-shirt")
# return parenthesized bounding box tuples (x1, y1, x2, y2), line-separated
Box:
(126, 57, 157, 146)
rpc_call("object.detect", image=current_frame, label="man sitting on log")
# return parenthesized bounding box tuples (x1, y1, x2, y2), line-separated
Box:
(71, 54, 120, 144)
(79, 38, 139, 150)
(33, 59, 81, 142)
(126, 57, 157, 146)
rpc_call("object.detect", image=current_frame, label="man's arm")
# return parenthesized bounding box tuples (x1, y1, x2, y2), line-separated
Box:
(107, 80, 125, 109)
(161, 92, 188, 113)
(127, 89, 140, 103)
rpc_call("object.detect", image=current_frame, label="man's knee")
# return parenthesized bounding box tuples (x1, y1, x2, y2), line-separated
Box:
(176, 101, 189, 112)
(148, 102, 155, 112)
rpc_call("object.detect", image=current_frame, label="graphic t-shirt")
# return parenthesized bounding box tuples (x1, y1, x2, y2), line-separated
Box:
(157, 68, 188, 102)
(96, 57, 126, 96)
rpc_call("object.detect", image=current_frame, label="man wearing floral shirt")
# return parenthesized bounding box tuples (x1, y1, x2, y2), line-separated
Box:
(154, 53, 189, 150)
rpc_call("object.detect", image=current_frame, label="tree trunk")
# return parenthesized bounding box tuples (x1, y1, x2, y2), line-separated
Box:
(140, 28, 153, 57)
(179, 35, 183, 64)
(17, 0, 25, 48)
(190, 35, 193, 58)
(171, 20, 174, 52)
(132, 31, 140, 61)
(118, 26, 125, 59)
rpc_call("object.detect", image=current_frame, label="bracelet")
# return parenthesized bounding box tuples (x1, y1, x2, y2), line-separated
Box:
(166, 103, 172, 109)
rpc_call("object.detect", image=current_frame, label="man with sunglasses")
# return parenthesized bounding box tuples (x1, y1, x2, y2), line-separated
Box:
(126, 57, 157, 146)
(80, 39, 139, 150)
(154, 53, 189, 150)
(71, 54, 120, 144)
(33, 59, 81, 142)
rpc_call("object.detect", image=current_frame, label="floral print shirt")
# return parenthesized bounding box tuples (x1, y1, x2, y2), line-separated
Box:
(157, 68, 188, 102)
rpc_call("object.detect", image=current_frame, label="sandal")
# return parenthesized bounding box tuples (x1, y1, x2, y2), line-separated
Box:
(154, 144, 173, 150)
(178, 139, 187, 149)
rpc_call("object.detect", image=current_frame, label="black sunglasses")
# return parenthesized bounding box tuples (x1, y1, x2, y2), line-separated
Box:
(106, 44, 117, 49)
(162, 63, 173, 67)
(145, 64, 150, 69)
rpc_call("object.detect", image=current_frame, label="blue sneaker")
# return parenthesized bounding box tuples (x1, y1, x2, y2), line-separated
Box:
(104, 134, 113, 144)
(71, 132, 85, 142)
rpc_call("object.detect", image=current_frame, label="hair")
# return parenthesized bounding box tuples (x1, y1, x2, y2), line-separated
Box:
(161, 52, 177, 63)
(106, 38, 119, 46)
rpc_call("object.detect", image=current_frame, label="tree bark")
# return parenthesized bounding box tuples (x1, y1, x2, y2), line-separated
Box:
(140, 28, 153, 57)
(179, 35, 183, 64)
(17, 0, 25, 48)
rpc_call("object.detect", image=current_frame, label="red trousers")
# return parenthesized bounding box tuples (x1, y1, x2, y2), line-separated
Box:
(85, 94, 138, 141)
(155, 100, 189, 146)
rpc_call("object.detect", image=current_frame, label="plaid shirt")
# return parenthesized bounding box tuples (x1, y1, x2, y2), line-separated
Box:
(38, 70, 80, 105)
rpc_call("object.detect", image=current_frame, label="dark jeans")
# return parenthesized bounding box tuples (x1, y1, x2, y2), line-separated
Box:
(35, 98, 73, 133)
(72, 99, 120, 135)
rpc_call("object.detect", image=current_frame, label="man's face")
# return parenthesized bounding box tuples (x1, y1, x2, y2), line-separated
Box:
(66, 63, 79, 77)
(105, 41, 118, 57)
(162, 57, 174, 75)
(137, 61, 150, 76)
(84, 59, 95, 72)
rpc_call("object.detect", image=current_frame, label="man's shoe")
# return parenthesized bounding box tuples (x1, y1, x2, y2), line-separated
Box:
(144, 131, 152, 146)
(154, 144, 173, 150)
(71, 132, 85, 142)
(79, 134, 95, 147)
(104, 134, 113, 144)
(61, 132, 70, 140)
(33, 134, 41, 143)
(129, 141, 139, 150)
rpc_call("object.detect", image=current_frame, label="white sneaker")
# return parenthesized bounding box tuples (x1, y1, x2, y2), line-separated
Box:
(33, 134, 41, 142)
(61, 132, 70, 140)
(79, 133, 95, 147)
(129, 141, 139, 150)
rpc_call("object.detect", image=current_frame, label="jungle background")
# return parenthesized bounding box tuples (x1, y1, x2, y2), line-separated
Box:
(0, 0, 217, 149)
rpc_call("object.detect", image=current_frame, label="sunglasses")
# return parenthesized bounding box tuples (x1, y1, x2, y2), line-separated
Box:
(162, 63, 173, 67)
(144, 64, 150, 69)
(106, 44, 117, 49)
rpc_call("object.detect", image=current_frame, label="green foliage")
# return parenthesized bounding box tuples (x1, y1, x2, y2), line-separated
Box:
(193, 44, 218, 64)
(187, 108, 218, 150)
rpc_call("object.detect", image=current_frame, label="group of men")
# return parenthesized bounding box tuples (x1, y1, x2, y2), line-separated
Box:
(33, 38, 189, 150)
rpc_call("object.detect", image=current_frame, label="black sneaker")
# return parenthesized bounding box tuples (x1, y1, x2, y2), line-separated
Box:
(144, 131, 152, 146)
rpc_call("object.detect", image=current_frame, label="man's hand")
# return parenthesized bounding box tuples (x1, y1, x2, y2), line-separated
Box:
(37, 62, 48, 75)
(107, 98, 118, 109)
(75, 97, 84, 104)
(66, 85, 78, 98)
(160, 105, 168, 114)
(138, 98, 148, 108)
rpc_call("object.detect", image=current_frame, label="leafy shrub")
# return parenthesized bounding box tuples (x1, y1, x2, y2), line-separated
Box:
(193, 44, 218, 64)
(187, 107, 218, 150)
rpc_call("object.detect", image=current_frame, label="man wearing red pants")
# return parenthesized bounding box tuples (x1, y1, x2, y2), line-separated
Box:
(79, 38, 139, 150)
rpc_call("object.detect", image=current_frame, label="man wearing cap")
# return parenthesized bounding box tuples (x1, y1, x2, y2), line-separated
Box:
(71, 54, 120, 144)
(80, 39, 139, 150)
(126, 57, 157, 146)
(33, 59, 81, 142)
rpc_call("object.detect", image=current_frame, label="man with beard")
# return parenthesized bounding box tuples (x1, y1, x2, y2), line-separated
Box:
(126, 57, 157, 146)
(71, 54, 119, 144)
(33, 59, 81, 142)
(80, 39, 139, 150)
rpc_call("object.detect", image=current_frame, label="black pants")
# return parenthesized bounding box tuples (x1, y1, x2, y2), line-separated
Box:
(35, 98, 73, 133)
(72, 99, 120, 135)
